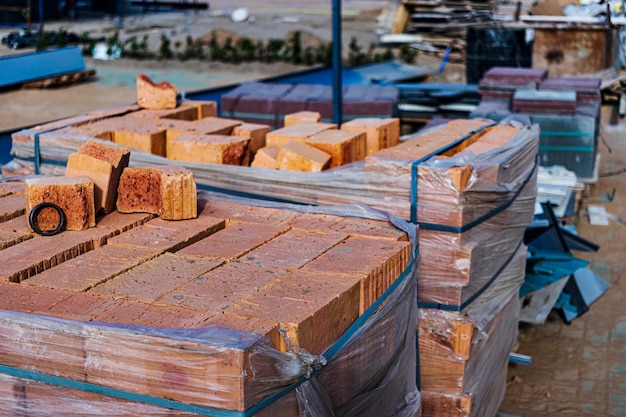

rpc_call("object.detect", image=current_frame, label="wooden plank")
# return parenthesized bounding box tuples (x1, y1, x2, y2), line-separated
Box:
(22, 69, 97, 89)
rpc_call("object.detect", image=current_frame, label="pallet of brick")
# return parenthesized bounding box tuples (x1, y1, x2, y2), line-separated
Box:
(418, 245, 526, 417)
(0, 190, 421, 417)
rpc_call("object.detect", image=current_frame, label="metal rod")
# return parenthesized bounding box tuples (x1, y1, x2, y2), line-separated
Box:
(38, 0, 43, 33)
(332, 0, 342, 125)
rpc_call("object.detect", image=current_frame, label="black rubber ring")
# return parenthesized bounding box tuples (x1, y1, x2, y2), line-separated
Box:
(29, 202, 66, 236)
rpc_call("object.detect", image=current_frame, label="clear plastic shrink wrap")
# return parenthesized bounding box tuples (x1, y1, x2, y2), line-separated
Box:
(0, 197, 421, 417)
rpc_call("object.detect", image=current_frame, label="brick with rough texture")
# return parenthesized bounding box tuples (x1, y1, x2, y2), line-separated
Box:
(232, 122, 270, 159)
(65, 141, 130, 214)
(302, 236, 411, 313)
(240, 229, 347, 269)
(276, 140, 331, 172)
(304, 129, 367, 167)
(25, 176, 96, 231)
(284, 111, 322, 126)
(250, 146, 280, 169)
(167, 134, 249, 166)
(136, 73, 177, 110)
(22, 244, 161, 292)
(266, 122, 337, 148)
(0, 194, 26, 223)
(341, 117, 400, 156)
(116, 165, 197, 220)
(177, 221, 289, 260)
(107, 216, 225, 253)
(89, 253, 222, 303)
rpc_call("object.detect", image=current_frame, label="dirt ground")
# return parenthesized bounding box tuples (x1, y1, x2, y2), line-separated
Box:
(2, 3, 623, 417)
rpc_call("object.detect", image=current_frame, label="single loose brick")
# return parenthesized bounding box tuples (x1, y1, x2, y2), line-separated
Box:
(109, 117, 167, 156)
(65, 141, 130, 214)
(126, 105, 197, 121)
(304, 129, 367, 167)
(166, 117, 242, 141)
(232, 122, 270, 158)
(283, 111, 322, 126)
(250, 146, 280, 169)
(166, 134, 249, 166)
(276, 140, 331, 172)
(25, 176, 96, 232)
(136, 73, 177, 110)
(341, 117, 400, 155)
(116, 165, 197, 220)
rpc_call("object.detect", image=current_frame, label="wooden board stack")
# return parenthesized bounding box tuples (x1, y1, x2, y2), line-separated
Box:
(0, 183, 421, 417)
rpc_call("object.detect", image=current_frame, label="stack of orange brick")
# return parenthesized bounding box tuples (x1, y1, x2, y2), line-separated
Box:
(0, 183, 421, 417)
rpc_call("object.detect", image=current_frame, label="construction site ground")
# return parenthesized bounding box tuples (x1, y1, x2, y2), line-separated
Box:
(1, 2, 626, 416)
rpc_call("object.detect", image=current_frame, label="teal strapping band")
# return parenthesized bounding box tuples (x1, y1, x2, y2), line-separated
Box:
(410, 122, 497, 224)
(539, 145, 594, 152)
(540, 131, 594, 137)
(0, 364, 241, 417)
(418, 237, 524, 312)
(417, 157, 538, 233)
(34, 132, 41, 175)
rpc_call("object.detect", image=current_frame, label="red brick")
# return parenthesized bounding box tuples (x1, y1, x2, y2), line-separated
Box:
(0, 181, 25, 196)
(0, 194, 25, 222)
(94, 210, 154, 233)
(137, 303, 214, 328)
(288, 213, 344, 231)
(107, 215, 224, 253)
(45, 292, 119, 321)
(0, 215, 32, 234)
(302, 237, 411, 312)
(240, 229, 347, 269)
(328, 217, 410, 241)
(197, 196, 299, 225)
(89, 253, 222, 303)
(22, 244, 161, 292)
(0, 228, 119, 282)
(0, 281, 73, 313)
(157, 262, 289, 312)
(177, 221, 289, 260)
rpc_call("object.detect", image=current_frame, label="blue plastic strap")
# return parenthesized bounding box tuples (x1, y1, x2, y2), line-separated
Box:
(0, 364, 243, 417)
(418, 238, 524, 312)
(409, 122, 497, 223)
(34, 132, 41, 175)
(417, 157, 538, 233)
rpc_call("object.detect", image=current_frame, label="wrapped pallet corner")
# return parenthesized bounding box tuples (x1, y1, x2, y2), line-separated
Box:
(0, 188, 421, 417)
(418, 245, 527, 417)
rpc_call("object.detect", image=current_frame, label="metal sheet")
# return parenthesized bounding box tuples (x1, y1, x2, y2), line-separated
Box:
(0, 46, 86, 89)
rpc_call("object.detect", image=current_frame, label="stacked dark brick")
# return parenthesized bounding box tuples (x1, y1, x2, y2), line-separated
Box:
(471, 67, 601, 179)
(221, 82, 399, 128)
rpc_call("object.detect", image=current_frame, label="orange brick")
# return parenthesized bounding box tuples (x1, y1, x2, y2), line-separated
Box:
(107, 215, 225, 253)
(126, 105, 197, 121)
(0, 194, 25, 222)
(341, 117, 400, 155)
(266, 122, 337, 148)
(166, 134, 249, 165)
(136, 73, 177, 110)
(225, 269, 360, 354)
(89, 253, 222, 303)
(183, 99, 218, 119)
(302, 236, 411, 312)
(116, 166, 197, 220)
(65, 141, 130, 214)
(177, 221, 289, 260)
(232, 122, 270, 158)
(22, 244, 161, 292)
(110, 117, 167, 156)
(25, 176, 96, 232)
(304, 129, 367, 167)
(250, 146, 280, 169)
(276, 140, 331, 172)
(157, 262, 289, 312)
(283, 111, 322, 126)
(240, 229, 347, 269)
